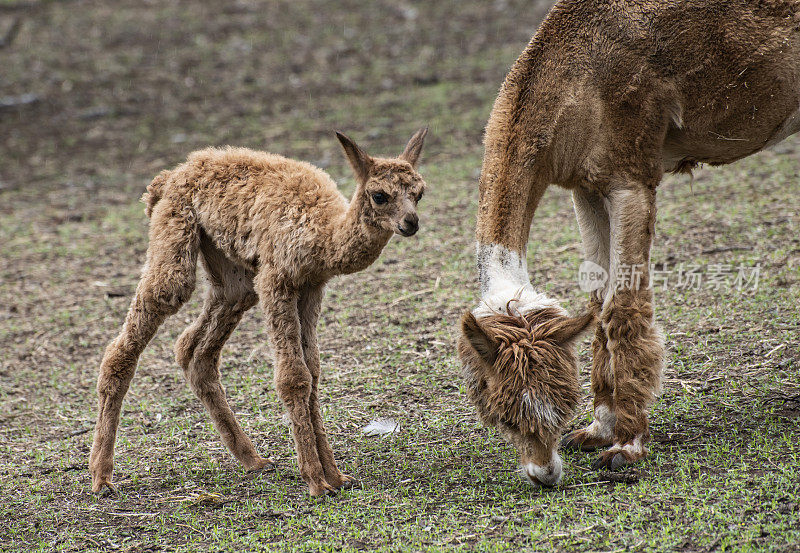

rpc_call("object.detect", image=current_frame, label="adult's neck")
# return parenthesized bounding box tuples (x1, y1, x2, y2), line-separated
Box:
(473, 141, 561, 317)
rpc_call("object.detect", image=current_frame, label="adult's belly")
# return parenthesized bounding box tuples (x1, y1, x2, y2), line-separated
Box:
(662, 101, 800, 172)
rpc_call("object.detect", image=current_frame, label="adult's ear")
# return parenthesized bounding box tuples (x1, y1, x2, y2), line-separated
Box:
(399, 127, 428, 168)
(335, 131, 373, 184)
(460, 311, 499, 366)
(543, 310, 595, 345)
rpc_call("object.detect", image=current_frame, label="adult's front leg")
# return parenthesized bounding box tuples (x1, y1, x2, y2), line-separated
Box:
(593, 184, 664, 471)
(258, 278, 334, 496)
(563, 189, 616, 451)
(562, 320, 616, 451)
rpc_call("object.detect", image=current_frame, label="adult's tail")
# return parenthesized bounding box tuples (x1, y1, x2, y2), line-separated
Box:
(142, 170, 170, 218)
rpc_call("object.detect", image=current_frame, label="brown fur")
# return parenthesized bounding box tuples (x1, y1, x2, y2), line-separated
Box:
(89, 129, 428, 497)
(561, 310, 615, 452)
(464, 0, 800, 476)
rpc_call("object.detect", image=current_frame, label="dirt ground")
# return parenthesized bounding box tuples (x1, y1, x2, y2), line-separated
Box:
(1, 1, 798, 552)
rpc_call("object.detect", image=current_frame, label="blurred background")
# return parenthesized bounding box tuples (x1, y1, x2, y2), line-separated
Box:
(0, 0, 553, 200)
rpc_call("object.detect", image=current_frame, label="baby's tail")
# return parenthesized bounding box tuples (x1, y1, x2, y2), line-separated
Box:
(142, 170, 170, 218)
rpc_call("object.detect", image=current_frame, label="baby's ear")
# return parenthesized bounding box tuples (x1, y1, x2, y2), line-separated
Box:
(460, 311, 499, 366)
(335, 131, 373, 184)
(399, 127, 428, 168)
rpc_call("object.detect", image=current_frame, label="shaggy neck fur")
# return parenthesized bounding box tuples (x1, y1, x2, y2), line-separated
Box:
(472, 64, 567, 318)
(473, 184, 562, 318)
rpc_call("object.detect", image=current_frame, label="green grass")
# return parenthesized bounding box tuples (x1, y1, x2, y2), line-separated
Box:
(1, 0, 799, 551)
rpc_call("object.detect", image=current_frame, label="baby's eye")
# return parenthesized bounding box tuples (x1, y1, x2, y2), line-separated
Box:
(416, 190, 424, 202)
(371, 192, 389, 205)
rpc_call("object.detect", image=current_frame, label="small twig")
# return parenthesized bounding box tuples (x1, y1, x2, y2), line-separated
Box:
(106, 511, 160, 518)
(67, 427, 91, 437)
(766, 343, 786, 357)
(83, 537, 102, 549)
(387, 287, 435, 307)
(553, 242, 582, 253)
(548, 524, 599, 538)
(561, 480, 609, 489)
(701, 245, 752, 254)
(600, 472, 640, 484)
(562, 472, 640, 488)
(177, 523, 207, 540)
(21, 463, 86, 477)
(40, 427, 92, 442)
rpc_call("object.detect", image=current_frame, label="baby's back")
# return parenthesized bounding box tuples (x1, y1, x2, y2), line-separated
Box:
(166, 147, 348, 271)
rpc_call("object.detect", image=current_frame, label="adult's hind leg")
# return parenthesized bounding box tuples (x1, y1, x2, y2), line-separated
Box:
(89, 207, 199, 493)
(174, 240, 273, 472)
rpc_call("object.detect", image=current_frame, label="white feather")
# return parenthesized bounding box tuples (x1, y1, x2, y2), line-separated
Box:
(361, 418, 400, 436)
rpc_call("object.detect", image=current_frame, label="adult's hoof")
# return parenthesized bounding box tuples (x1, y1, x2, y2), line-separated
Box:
(591, 443, 646, 471)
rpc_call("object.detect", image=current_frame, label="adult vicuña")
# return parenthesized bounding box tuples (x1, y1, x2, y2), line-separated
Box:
(89, 129, 428, 496)
(459, 0, 799, 486)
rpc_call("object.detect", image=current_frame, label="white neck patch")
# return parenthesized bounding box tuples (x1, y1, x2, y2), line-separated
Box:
(474, 242, 565, 318)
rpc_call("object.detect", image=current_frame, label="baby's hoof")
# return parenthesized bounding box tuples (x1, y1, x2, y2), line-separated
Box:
(308, 479, 338, 498)
(246, 457, 276, 475)
(335, 473, 358, 490)
(92, 480, 118, 497)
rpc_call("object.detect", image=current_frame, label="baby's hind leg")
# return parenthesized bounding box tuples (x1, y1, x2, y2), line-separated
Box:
(89, 208, 199, 493)
(175, 241, 272, 472)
